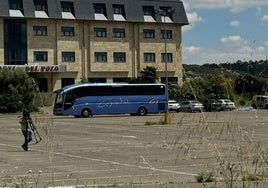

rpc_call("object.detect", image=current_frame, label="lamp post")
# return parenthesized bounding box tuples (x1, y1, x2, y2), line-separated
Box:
(155, 8, 174, 124)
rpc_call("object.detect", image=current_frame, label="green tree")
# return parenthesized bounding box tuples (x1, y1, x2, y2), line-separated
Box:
(0, 68, 36, 113)
(140, 66, 158, 83)
(129, 66, 158, 83)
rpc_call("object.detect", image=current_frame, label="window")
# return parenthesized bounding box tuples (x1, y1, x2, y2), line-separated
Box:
(161, 77, 178, 83)
(33, 26, 47, 36)
(34, 51, 47, 62)
(112, 4, 125, 21)
(143, 6, 154, 16)
(61, 78, 75, 88)
(159, 6, 173, 21)
(114, 52, 126, 62)
(34, 0, 48, 11)
(61, 1, 74, 13)
(88, 78, 107, 83)
(94, 3, 106, 14)
(94, 28, 107, 37)
(95, 52, 107, 62)
(113, 28, 125, 38)
(61, 26, 74, 36)
(37, 78, 48, 92)
(143, 29, 155, 39)
(144, 53, 155, 63)
(113, 4, 124, 14)
(62, 52, 75, 62)
(113, 77, 131, 83)
(161, 30, 172, 39)
(161, 53, 173, 62)
(9, 0, 21, 10)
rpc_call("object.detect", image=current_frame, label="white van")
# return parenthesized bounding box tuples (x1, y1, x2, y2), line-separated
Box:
(251, 95, 268, 109)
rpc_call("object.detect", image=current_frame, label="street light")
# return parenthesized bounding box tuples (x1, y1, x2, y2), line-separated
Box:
(155, 8, 174, 124)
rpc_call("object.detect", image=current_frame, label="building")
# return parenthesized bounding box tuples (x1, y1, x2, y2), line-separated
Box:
(0, 0, 188, 93)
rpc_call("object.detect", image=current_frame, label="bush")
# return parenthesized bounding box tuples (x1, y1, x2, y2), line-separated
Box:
(196, 172, 215, 183)
(0, 68, 36, 113)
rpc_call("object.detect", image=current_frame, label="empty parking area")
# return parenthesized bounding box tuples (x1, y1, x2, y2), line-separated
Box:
(0, 110, 268, 187)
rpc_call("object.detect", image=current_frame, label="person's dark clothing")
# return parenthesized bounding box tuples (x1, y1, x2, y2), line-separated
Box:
(20, 116, 32, 151)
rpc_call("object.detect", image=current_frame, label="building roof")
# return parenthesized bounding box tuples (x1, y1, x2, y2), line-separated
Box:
(0, 0, 188, 25)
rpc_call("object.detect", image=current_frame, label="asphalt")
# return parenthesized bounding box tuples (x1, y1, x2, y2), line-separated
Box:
(0, 108, 268, 187)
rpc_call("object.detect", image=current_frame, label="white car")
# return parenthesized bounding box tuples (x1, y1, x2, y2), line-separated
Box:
(168, 100, 180, 112)
(217, 99, 236, 110)
(180, 100, 204, 112)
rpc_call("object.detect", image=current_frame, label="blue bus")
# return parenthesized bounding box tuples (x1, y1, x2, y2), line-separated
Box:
(53, 83, 167, 117)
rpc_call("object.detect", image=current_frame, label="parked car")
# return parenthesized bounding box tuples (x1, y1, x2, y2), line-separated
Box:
(180, 100, 204, 112)
(204, 99, 236, 111)
(251, 95, 268, 109)
(217, 99, 236, 111)
(168, 100, 180, 112)
(203, 99, 221, 111)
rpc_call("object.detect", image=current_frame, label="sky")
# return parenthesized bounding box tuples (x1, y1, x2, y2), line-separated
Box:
(181, 0, 268, 65)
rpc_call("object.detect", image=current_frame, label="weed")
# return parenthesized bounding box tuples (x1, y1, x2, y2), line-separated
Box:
(196, 171, 215, 183)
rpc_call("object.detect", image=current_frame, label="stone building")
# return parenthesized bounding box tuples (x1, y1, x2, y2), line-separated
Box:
(0, 0, 188, 92)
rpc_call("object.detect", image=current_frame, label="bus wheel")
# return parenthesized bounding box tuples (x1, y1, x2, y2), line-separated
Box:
(137, 107, 147, 116)
(81, 108, 92, 118)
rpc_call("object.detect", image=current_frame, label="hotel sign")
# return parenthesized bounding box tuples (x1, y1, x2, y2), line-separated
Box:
(0, 65, 66, 72)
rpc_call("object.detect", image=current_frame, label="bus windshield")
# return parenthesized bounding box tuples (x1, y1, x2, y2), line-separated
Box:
(53, 83, 167, 117)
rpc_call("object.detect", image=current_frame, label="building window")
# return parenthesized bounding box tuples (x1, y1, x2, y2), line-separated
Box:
(112, 4, 125, 21)
(144, 53, 155, 63)
(160, 6, 173, 21)
(88, 78, 107, 83)
(114, 52, 126, 62)
(143, 29, 155, 39)
(9, 0, 21, 10)
(61, 26, 74, 36)
(94, 3, 106, 14)
(33, 26, 47, 36)
(161, 30, 172, 39)
(95, 52, 107, 62)
(161, 77, 178, 84)
(34, 51, 47, 62)
(62, 52, 75, 62)
(94, 28, 107, 37)
(61, 78, 74, 88)
(113, 77, 131, 83)
(113, 28, 125, 38)
(143, 6, 154, 16)
(34, 0, 48, 11)
(61, 1, 74, 13)
(113, 4, 124, 14)
(37, 78, 48, 92)
(161, 53, 173, 62)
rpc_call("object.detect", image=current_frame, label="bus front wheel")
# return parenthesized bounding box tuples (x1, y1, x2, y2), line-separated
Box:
(81, 108, 92, 118)
(137, 107, 147, 116)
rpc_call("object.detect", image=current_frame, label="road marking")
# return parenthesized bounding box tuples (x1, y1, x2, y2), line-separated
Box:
(0, 143, 197, 177)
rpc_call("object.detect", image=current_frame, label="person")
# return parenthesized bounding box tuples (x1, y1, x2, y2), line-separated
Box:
(20, 109, 32, 151)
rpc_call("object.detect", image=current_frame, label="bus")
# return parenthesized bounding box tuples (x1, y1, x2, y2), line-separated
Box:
(53, 83, 167, 117)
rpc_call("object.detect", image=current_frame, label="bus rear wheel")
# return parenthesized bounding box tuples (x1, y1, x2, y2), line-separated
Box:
(137, 107, 147, 116)
(81, 108, 92, 118)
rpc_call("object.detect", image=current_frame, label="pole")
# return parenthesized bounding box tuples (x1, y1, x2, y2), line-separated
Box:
(163, 13, 171, 124)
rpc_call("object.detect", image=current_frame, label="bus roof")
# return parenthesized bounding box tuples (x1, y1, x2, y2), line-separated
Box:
(56, 83, 166, 93)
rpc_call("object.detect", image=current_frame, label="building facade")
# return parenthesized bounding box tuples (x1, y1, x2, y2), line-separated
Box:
(0, 0, 188, 92)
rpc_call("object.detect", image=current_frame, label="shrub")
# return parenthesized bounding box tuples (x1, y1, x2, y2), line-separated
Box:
(196, 172, 215, 183)
(0, 68, 36, 113)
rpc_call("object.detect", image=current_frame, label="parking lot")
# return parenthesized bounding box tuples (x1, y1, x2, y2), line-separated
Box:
(0, 109, 268, 187)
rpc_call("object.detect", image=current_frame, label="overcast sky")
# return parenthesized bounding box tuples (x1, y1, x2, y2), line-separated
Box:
(181, 0, 268, 65)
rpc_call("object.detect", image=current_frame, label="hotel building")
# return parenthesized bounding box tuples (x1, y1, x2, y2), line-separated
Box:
(0, 0, 188, 92)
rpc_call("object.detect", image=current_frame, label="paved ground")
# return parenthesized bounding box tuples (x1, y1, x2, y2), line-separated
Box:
(0, 108, 268, 187)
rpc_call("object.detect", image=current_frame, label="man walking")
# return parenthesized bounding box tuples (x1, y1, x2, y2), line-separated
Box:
(20, 109, 32, 151)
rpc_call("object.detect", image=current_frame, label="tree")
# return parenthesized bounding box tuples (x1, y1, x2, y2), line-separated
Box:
(0, 68, 36, 113)
(140, 66, 158, 83)
(129, 66, 159, 83)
